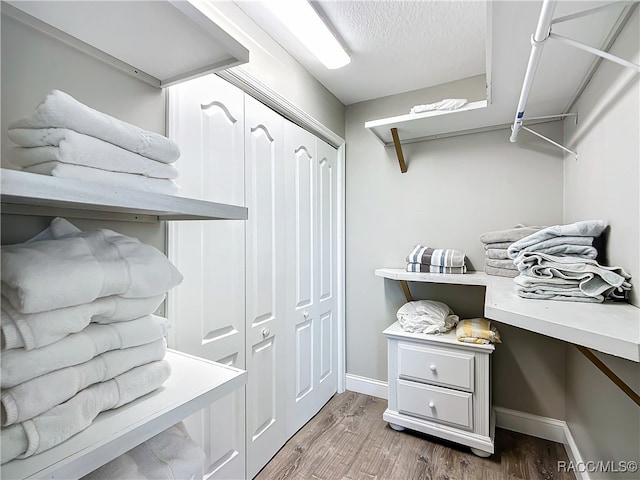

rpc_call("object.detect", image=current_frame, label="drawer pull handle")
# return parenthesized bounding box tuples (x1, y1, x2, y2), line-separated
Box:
(429, 364, 437, 372)
(428, 401, 435, 408)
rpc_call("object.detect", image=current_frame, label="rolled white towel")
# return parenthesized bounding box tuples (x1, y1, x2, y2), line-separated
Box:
(9, 90, 180, 163)
(1, 229, 183, 314)
(1, 294, 165, 351)
(0, 360, 171, 463)
(1, 315, 170, 388)
(1, 338, 166, 426)
(23, 162, 180, 195)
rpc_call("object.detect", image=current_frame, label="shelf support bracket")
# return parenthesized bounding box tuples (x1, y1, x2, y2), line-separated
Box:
(390, 128, 408, 173)
(399, 280, 413, 302)
(574, 345, 640, 407)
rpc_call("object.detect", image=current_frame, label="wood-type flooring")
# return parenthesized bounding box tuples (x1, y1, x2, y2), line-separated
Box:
(255, 391, 575, 480)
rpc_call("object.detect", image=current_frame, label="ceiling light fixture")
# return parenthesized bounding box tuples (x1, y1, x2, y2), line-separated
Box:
(263, 0, 350, 69)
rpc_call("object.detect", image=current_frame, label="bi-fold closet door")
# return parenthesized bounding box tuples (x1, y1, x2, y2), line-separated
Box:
(168, 74, 338, 480)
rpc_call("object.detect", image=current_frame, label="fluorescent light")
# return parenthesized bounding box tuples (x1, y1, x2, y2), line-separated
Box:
(263, 0, 350, 69)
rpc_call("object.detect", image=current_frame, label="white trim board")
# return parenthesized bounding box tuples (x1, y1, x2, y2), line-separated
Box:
(346, 375, 587, 477)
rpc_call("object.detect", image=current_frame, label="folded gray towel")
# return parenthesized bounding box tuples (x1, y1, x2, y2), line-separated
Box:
(484, 265, 518, 278)
(480, 226, 544, 244)
(484, 241, 513, 250)
(508, 220, 606, 259)
(486, 258, 517, 270)
(486, 249, 509, 260)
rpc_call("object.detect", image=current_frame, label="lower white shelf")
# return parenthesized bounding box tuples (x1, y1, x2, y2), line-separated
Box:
(2, 349, 247, 480)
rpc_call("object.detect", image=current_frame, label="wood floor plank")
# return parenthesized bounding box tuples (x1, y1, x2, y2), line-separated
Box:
(255, 392, 575, 480)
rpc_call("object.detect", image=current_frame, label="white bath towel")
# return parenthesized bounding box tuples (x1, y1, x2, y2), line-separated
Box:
(513, 252, 632, 298)
(0, 360, 171, 463)
(1, 229, 183, 314)
(1, 294, 165, 350)
(1, 338, 166, 426)
(25, 216, 81, 243)
(82, 423, 205, 480)
(23, 162, 180, 195)
(82, 454, 146, 480)
(8, 128, 179, 179)
(397, 300, 459, 334)
(410, 98, 467, 114)
(9, 90, 180, 163)
(508, 220, 606, 258)
(1, 315, 169, 388)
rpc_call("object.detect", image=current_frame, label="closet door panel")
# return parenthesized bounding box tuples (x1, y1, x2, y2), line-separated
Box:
(315, 139, 338, 403)
(168, 74, 246, 480)
(244, 96, 286, 479)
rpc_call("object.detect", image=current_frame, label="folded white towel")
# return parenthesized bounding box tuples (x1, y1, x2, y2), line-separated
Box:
(81, 454, 146, 480)
(1, 338, 166, 426)
(8, 128, 179, 179)
(26, 216, 81, 242)
(410, 98, 467, 114)
(508, 220, 606, 259)
(1, 229, 183, 314)
(82, 423, 204, 480)
(1, 314, 170, 388)
(23, 162, 180, 195)
(9, 90, 180, 163)
(0, 360, 171, 463)
(1, 294, 165, 350)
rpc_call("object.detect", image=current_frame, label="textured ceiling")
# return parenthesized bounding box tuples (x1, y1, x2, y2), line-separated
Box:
(236, 0, 487, 105)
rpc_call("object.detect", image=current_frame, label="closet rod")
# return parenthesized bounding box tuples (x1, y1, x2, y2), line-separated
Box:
(509, 0, 557, 143)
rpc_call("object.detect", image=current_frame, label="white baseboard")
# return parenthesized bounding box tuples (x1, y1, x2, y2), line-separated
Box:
(345, 375, 586, 477)
(345, 374, 388, 399)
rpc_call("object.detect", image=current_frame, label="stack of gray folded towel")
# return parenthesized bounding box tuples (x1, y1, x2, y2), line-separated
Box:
(406, 245, 467, 273)
(0, 218, 184, 464)
(508, 220, 632, 303)
(479, 226, 544, 277)
(6, 89, 181, 195)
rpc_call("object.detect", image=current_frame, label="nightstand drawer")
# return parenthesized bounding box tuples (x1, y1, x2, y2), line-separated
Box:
(398, 342, 475, 391)
(397, 379, 473, 429)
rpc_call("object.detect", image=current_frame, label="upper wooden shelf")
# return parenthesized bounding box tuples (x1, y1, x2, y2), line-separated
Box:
(2, 0, 249, 88)
(1, 349, 247, 480)
(376, 268, 640, 362)
(0, 169, 248, 222)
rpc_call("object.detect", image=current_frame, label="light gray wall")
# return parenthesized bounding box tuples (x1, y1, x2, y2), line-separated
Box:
(344, 75, 568, 418)
(562, 8, 640, 476)
(1, 12, 165, 248)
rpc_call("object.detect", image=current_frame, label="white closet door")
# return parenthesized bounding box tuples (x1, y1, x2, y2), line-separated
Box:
(285, 124, 338, 436)
(244, 95, 287, 479)
(167, 74, 246, 480)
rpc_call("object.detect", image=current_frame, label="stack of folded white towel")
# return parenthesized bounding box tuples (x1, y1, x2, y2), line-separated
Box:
(479, 225, 544, 278)
(405, 245, 467, 274)
(6, 89, 181, 195)
(82, 422, 205, 480)
(508, 220, 632, 303)
(0, 218, 184, 464)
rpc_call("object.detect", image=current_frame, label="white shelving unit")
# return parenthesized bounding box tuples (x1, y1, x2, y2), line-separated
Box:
(1, 1, 249, 88)
(375, 268, 640, 362)
(1, 350, 247, 480)
(1, 169, 248, 222)
(1, 170, 250, 478)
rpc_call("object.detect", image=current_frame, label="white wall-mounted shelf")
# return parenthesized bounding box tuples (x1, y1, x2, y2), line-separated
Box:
(1, 349, 247, 480)
(1, 169, 248, 222)
(365, 100, 490, 147)
(375, 268, 640, 363)
(1, 0, 249, 88)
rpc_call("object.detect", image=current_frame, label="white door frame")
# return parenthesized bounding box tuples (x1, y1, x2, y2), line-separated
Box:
(217, 67, 347, 393)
